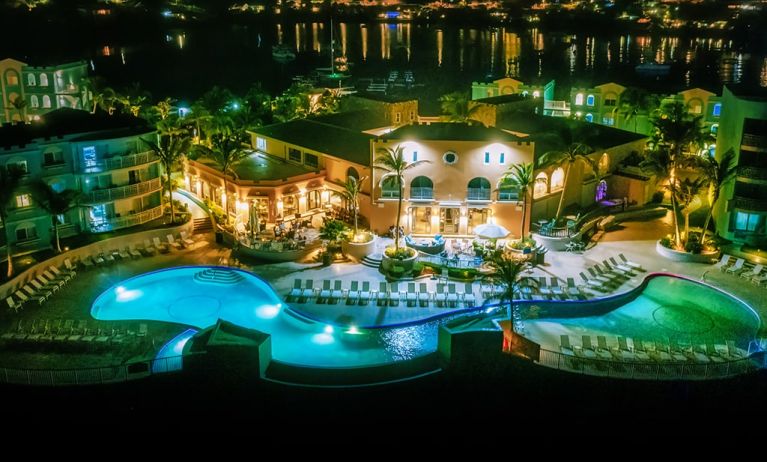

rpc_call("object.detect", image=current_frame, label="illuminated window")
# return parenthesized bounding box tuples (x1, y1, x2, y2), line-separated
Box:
(381, 176, 400, 198)
(15, 194, 32, 208)
(532, 91, 540, 98)
(602, 116, 614, 126)
(30, 95, 39, 108)
(598, 153, 610, 175)
(288, 148, 301, 163)
(39, 74, 48, 87)
(711, 124, 719, 135)
(467, 177, 491, 200)
(713, 103, 721, 117)
(735, 212, 762, 232)
(412, 151, 418, 162)
(395, 112, 401, 124)
(484, 152, 490, 164)
(304, 153, 319, 168)
(8, 160, 28, 174)
(410, 176, 433, 199)
(533, 172, 548, 198)
(5, 71, 18, 86)
(498, 178, 519, 201)
(585, 113, 593, 123)
(689, 101, 702, 114)
(256, 137, 266, 151)
(27, 74, 36, 86)
(347, 167, 359, 181)
(575, 93, 584, 106)
(499, 152, 505, 164)
(42, 95, 51, 108)
(586, 95, 595, 106)
(409, 111, 415, 121)
(550, 168, 565, 191)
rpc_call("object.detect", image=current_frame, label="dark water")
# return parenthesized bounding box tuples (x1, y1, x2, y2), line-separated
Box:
(10, 21, 767, 100)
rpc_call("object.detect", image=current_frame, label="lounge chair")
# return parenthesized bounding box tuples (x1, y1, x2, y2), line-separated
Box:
(725, 258, 745, 275)
(301, 279, 315, 302)
(704, 343, 725, 363)
(49, 265, 74, 281)
(128, 244, 142, 258)
(630, 338, 652, 361)
(43, 270, 67, 287)
(180, 231, 195, 247)
(319, 280, 332, 303)
(38, 273, 62, 291)
(64, 258, 78, 273)
(566, 278, 583, 299)
(608, 257, 634, 274)
(463, 282, 476, 306)
(288, 279, 302, 301)
(81, 256, 95, 269)
(665, 339, 689, 362)
(347, 281, 360, 305)
(103, 251, 115, 264)
(603, 259, 630, 277)
(6, 296, 21, 313)
(34, 276, 59, 293)
(713, 254, 732, 271)
(418, 283, 430, 307)
(580, 272, 608, 291)
(596, 336, 614, 358)
(14, 290, 37, 306)
(592, 265, 622, 283)
(137, 323, 148, 337)
(434, 284, 447, 307)
(331, 281, 344, 304)
(725, 340, 745, 360)
(142, 239, 157, 256)
(388, 282, 400, 306)
(29, 281, 53, 299)
(93, 253, 105, 265)
(560, 335, 574, 355)
(612, 336, 638, 361)
(584, 335, 611, 360)
(549, 278, 564, 299)
(167, 234, 182, 250)
(376, 282, 388, 306)
(446, 284, 459, 308)
(406, 283, 417, 307)
(117, 247, 130, 259)
(618, 254, 645, 271)
(740, 264, 763, 280)
(153, 237, 169, 253)
(538, 277, 551, 298)
(359, 282, 371, 305)
(648, 341, 673, 362)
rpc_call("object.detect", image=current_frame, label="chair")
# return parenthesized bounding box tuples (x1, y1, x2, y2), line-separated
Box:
(103, 251, 116, 264)
(388, 282, 400, 306)
(93, 253, 105, 265)
(347, 281, 360, 305)
(740, 264, 763, 280)
(704, 343, 725, 363)
(585, 335, 612, 360)
(36, 274, 61, 291)
(153, 237, 169, 253)
(713, 254, 732, 271)
(180, 231, 195, 247)
(64, 258, 78, 272)
(418, 283, 430, 307)
(406, 283, 417, 307)
(612, 337, 637, 361)
(167, 234, 182, 250)
(49, 265, 73, 282)
(566, 278, 583, 299)
(137, 323, 148, 337)
(596, 336, 613, 357)
(319, 280, 332, 303)
(434, 283, 447, 307)
(331, 281, 344, 304)
(128, 244, 142, 258)
(446, 284, 459, 308)
(647, 341, 673, 362)
(618, 254, 645, 271)
(301, 279, 315, 302)
(15, 290, 39, 306)
(609, 257, 634, 274)
(630, 338, 651, 361)
(359, 282, 371, 305)
(6, 297, 21, 313)
(142, 239, 157, 255)
(463, 282, 476, 306)
(724, 258, 745, 275)
(30, 280, 54, 298)
(118, 247, 130, 259)
(560, 335, 574, 355)
(580, 272, 608, 292)
(288, 279, 302, 301)
(81, 256, 95, 269)
(375, 282, 388, 306)
(43, 270, 67, 287)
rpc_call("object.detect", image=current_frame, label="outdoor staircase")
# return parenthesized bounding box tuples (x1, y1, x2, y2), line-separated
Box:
(193, 217, 213, 234)
(193, 268, 244, 285)
(361, 253, 383, 269)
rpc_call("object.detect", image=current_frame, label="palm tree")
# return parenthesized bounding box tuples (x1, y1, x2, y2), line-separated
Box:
(439, 91, 481, 124)
(334, 176, 368, 235)
(683, 149, 737, 241)
(482, 252, 526, 332)
(614, 87, 660, 133)
(500, 162, 537, 239)
(675, 176, 707, 246)
(193, 134, 250, 220)
(0, 166, 24, 277)
(538, 138, 595, 222)
(142, 134, 192, 224)
(121, 83, 151, 118)
(30, 181, 83, 253)
(640, 146, 681, 245)
(373, 145, 430, 250)
(8, 94, 27, 122)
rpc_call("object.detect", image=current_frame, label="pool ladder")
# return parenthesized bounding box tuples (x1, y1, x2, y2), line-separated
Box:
(193, 268, 244, 285)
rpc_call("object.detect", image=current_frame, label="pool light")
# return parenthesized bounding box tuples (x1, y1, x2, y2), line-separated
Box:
(324, 325, 334, 334)
(255, 303, 281, 319)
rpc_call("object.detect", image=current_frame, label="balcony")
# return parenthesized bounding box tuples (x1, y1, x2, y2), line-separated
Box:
(741, 134, 767, 152)
(737, 166, 767, 181)
(730, 196, 767, 212)
(84, 177, 162, 203)
(410, 187, 433, 200)
(467, 188, 491, 201)
(81, 151, 158, 173)
(86, 204, 164, 233)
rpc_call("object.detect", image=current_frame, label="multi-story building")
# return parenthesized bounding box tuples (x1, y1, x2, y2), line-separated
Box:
(713, 85, 767, 247)
(569, 82, 626, 126)
(0, 109, 161, 255)
(0, 58, 91, 124)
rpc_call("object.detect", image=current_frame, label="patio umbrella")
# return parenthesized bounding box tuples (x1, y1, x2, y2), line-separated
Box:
(474, 223, 510, 239)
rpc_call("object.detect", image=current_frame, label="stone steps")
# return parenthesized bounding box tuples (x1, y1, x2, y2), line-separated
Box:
(193, 217, 213, 234)
(361, 253, 382, 269)
(193, 268, 244, 285)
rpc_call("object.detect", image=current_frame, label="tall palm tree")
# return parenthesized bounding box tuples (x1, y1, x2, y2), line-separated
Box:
(30, 181, 83, 253)
(538, 139, 595, 222)
(142, 134, 192, 224)
(683, 149, 737, 241)
(0, 166, 24, 277)
(675, 176, 707, 246)
(8, 94, 27, 122)
(501, 162, 537, 239)
(121, 82, 151, 118)
(193, 134, 250, 220)
(614, 87, 660, 133)
(334, 175, 368, 235)
(482, 252, 526, 332)
(439, 91, 481, 124)
(373, 145, 430, 250)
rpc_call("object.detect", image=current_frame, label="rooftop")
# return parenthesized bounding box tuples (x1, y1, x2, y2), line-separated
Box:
(725, 84, 767, 102)
(0, 108, 152, 149)
(310, 110, 391, 132)
(348, 92, 418, 104)
(380, 122, 525, 142)
(251, 119, 373, 166)
(197, 152, 320, 182)
(473, 94, 530, 105)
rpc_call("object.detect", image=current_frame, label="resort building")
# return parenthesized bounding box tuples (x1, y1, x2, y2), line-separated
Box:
(569, 82, 626, 126)
(713, 85, 767, 248)
(0, 58, 91, 124)
(0, 109, 160, 255)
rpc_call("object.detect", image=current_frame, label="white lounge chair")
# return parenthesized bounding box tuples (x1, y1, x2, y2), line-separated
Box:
(405, 283, 417, 307)
(446, 284, 459, 307)
(724, 258, 745, 274)
(288, 279, 302, 301)
(713, 254, 732, 271)
(23, 284, 49, 303)
(64, 258, 78, 273)
(180, 231, 195, 247)
(740, 264, 763, 280)
(331, 281, 344, 304)
(319, 280, 332, 303)
(6, 297, 21, 313)
(142, 239, 157, 255)
(560, 335, 574, 355)
(153, 237, 169, 253)
(463, 282, 476, 306)
(118, 247, 130, 259)
(435, 284, 447, 307)
(128, 244, 142, 258)
(166, 234, 182, 250)
(618, 254, 645, 271)
(48, 265, 73, 282)
(387, 282, 400, 306)
(418, 283, 430, 307)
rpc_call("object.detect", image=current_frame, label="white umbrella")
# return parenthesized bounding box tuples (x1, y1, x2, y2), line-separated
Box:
(474, 223, 510, 239)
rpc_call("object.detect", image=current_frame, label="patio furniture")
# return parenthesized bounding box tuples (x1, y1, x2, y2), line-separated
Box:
(388, 282, 400, 306)
(418, 283, 430, 307)
(618, 254, 645, 272)
(376, 282, 389, 306)
(93, 253, 105, 265)
(64, 258, 78, 272)
(6, 297, 21, 313)
(740, 264, 763, 280)
(128, 244, 143, 258)
(630, 338, 651, 361)
(560, 335, 574, 355)
(713, 254, 732, 271)
(167, 234, 182, 250)
(319, 280, 332, 303)
(153, 237, 169, 253)
(406, 283, 418, 307)
(81, 256, 95, 268)
(446, 284, 459, 307)
(609, 257, 634, 274)
(30, 280, 54, 298)
(435, 283, 447, 307)
(180, 231, 195, 247)
(331, 281, 344, 303)
(288, 279, 302, 301)
(405, 234, 445, 255)
(347, 281, 360, 305)
(142, 239, 157, 256)
(301, 279, 315, 302)
(724, 258, 745, 275)
(360, 282, 371, 305)
(118, 247, 130, 259)
(49, 265, 73, 282)
(463, 283, 476, 306)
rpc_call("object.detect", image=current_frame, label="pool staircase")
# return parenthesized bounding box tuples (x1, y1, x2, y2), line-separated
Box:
(361, 252, 383, 269)
(193, 217, 213, 234)
(193, 268, 244, 285)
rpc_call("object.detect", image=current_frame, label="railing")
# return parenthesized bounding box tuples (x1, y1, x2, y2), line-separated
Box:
(82, 151, 158, 173)
(87, 204, 164, 232)
(418, 251, 484, 269)
(410, 187, 433, 200)
(741, 134, 767, 150)
(737, 166, 767, 181)
(730, 196, 767, 212)
(527, 347, 761, 381)
(0, 355, 186, 386)
(84, 177, 162, 203)
(498, 190, 520, 201)
(381, 189, 400, 199)
(533, 222, 577, 238)
(467, 188, 491, 201)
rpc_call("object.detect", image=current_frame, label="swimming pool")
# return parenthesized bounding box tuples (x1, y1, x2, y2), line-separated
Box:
(91, 266, 446, 368)
(522, 274, 761, 351)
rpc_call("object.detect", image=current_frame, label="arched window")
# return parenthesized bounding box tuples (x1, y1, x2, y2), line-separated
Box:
(534, 172, 548, 198)
(39, 74, 48, 87)
(688, 99, 703, 114)
(586, 94, 595, 106)
(595, 180, 608, 202)
(410, 176, 433, 199)
(5, 70, 19, 86)
(550, 168, 565, 191)
(42, 95, 51, 108)
(381, 175, 400, 198)
(710, 123, 719, 135)
(497, 178, 519, 201)
(575, 93, 584, 106)
(27, 74, 36, 86)
(30, 95, 39, 108)
(346, 167, 359, 181)
(598, 153, 610, 175)
(585, 113, 593, 123)
(467, 177, 491, 200)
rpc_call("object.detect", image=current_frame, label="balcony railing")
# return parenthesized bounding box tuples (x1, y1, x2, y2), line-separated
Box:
(381, 189, 400, 199)
(410, 187, 433, 200)
(737, 166, 767, 181)
(498, 190, 520, 201)
(742, 134, 767, 150)
(84, 177, 162, 203)
(730, 196, 767, 212)
(82, 151, 158, 173)
(87, 204, 164, 233)
(467, 188, 491, 201)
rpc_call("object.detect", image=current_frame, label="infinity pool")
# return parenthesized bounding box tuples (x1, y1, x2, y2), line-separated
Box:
(91, 266, 446, 368)
(522, 275, 761, 350)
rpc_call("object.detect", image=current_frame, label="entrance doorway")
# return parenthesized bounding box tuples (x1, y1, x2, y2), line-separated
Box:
(411, 207, 432, 234)
(440, 208, 461, 234)
(596, 180, 608, 202)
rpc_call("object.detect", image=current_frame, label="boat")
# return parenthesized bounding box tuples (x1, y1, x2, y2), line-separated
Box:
(635, 62, 671, 76)
(272, 44, 296, 62)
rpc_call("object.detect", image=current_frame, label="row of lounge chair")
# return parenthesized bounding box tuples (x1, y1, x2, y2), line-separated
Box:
(5, 263, 77, 312)
(287, 279, 477, 308)
(578, 254, 645, 294)
(482, 277, 587, 301)
(560, 334, 746, 364)
(0, 319, 148, 347)
(78, 232, 196, 269)
(716, 254, 767, 285)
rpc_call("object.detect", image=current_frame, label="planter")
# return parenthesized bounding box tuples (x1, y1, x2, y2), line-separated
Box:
(381, 248, 418, 277)
(531, 233, 573, 252)
(655, 240, 720, 263)
(341, 234, 377, 262)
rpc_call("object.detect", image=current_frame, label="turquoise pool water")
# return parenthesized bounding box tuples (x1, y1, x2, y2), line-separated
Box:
(523, 275, 760, 349)
(91, 266, 444, 368)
